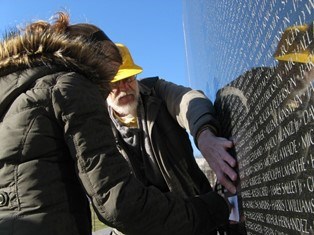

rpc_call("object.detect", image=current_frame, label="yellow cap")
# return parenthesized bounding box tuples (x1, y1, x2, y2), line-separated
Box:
(112, 43, 143, 82)
(274, 23, 314, 64)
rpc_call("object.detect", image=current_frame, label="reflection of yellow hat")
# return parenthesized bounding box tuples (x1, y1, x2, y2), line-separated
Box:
(274, 23, 313, 63)
(112, 43, 143, 82)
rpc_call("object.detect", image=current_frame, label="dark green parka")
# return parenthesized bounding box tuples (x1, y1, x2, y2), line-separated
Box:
(0, 25, 228, 235)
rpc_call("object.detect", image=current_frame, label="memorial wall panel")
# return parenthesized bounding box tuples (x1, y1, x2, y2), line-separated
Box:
(183, 1, 314, 234)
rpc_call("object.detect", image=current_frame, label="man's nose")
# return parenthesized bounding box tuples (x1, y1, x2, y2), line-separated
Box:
(117, 80, 129, 91)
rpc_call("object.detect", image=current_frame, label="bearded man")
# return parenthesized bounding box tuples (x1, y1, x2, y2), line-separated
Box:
(106, 43, 237, 197)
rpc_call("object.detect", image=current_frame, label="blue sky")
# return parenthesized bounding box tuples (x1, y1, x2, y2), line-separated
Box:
(0, 0, 187, 86)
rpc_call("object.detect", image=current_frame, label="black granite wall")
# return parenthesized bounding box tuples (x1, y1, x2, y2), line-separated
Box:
(183, 1, 314, 234)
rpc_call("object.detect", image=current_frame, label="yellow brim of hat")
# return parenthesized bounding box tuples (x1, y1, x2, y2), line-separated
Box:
(111, 66, 143, 83)
(275, 52, 314, 64)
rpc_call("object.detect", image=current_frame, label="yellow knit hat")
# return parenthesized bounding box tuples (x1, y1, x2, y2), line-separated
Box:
(112, 43, 143, 82)
(274, 23, 313, 63)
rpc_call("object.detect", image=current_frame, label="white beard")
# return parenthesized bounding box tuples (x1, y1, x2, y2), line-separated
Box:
(107, 84, 140, 117)
(108, 96, 138, 117)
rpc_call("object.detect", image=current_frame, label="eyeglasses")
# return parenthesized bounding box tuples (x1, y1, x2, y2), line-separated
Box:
(111, 76, 136, 90)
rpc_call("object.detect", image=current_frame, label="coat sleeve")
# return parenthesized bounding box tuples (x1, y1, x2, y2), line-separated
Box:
(51, 73, 229, 235)
(153, 78, 220, 139)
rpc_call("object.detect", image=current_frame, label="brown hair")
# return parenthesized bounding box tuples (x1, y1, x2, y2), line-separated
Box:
(24, 12, 103, 38)
(24, 12, 122, 85)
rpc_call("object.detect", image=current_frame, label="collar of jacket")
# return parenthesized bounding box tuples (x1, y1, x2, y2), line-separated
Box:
(138, 82, 162, 133)
(0, 30, 116, 84)
(138, 80, 153, 96)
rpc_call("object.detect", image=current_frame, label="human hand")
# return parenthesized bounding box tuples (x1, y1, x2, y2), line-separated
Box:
(197, 129, 237, 194)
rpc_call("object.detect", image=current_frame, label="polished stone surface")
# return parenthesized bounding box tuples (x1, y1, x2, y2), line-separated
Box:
(183, 1, 314, 234)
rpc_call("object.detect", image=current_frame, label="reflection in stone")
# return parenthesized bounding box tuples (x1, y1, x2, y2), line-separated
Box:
(183, 0, 314, 99)
(183, 1, 313, 235)
(215, 23, 313, 235)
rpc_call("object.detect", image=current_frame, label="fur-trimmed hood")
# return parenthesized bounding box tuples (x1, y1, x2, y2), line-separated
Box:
(0, 29, 120, 84)
(0, 28, 121, 118)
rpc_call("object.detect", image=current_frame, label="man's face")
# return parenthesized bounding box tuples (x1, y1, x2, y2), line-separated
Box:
(107, 76, 140, 116)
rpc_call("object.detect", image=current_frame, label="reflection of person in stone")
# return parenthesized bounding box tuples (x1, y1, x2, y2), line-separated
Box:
(236, 21, 313, 232)
(273, 22, 314, 107)
(106, 43, 236, 234)
(225, 22, 314, 115)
